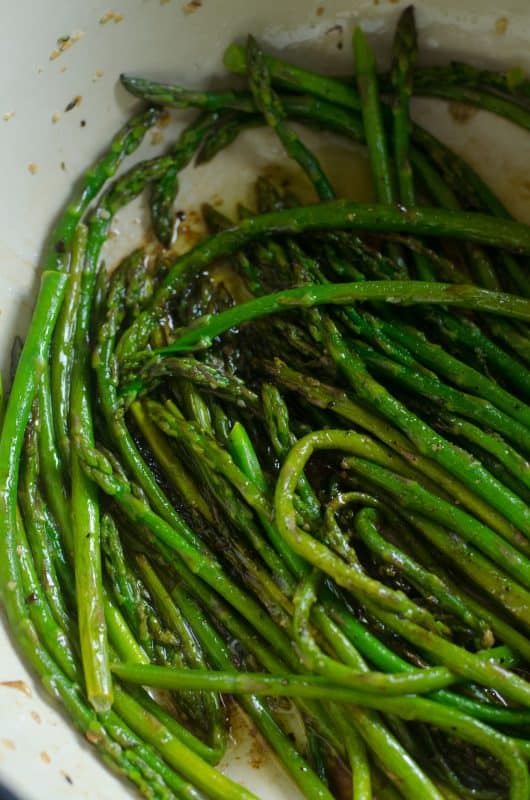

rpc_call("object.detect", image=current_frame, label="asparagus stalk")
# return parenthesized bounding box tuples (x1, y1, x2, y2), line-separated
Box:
(354, 26, 394, 205)
(413, 62, 530, 100)
(247, 36, 335, 202)
(116, 201, 530, 360)
(50, 224, 89, 467)
(70, 215, 113, 713)
(111, 663, 529, 800)
(151, 112, 223, 247)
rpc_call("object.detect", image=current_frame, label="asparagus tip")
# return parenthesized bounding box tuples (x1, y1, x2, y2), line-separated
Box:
(223, 43, 246, 73)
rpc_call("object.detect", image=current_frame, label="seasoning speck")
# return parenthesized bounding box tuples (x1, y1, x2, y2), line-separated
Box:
(40, 751, 51, 764)
(3, 111, 15, 122)
(31, 711, 42, 724)
(0, 680, 31, 697)
(99, 10, 124, 24)
(316, 5, 325, 15)
(80, 119, 86, 128)
(93, 69, 104, 81)
(183, 0, 202, 13)
(1, 740, 15, 751)
(52, 112, 62, 124)
(28, 163, 38, 175)
(249, 734, 266, 769)
(151, 130, 164, 145)
(61, 771, 74, 785)
(448, 102, 477, 124)
(65, 95, 82, 112)
(60, 161, 67, 172)
(49, 30, 84, 60)
(495, 17, 508, 35)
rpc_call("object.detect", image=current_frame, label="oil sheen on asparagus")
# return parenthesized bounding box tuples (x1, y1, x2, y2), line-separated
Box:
(5, 6, 530, 799)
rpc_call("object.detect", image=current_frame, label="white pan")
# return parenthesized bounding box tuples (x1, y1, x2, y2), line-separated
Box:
(1, 1, 530, 797)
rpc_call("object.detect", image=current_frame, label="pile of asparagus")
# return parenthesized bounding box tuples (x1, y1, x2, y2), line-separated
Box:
(6, 6, 530, 798)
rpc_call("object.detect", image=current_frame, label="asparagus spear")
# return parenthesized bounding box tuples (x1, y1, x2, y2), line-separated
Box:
(70, 215, 113, 712)
(150, 112, 223, 247)
(112, 663, 529, 800)
(247, 36, 335, 202)
(390, 6, 432, 280)
(354, 26, 394, 205)
(414, 62, 530, 100)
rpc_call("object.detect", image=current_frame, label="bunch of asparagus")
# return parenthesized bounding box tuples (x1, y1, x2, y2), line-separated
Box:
(5, 6, 530, 798)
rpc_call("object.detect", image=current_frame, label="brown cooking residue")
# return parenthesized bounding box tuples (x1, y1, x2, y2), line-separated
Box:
(1, 740, 15, 751)
(183, 0, 202, 13)
(99, 10, 124, 24)
(248, 728, 266, 770)
(316, 5, 325, 16)
(65, 96, 82, 113)
(158, 111, 172, 129)
(28, 163, 38, 175)
(520, 178, 530, 199)
(40, 751, 51, 764)
(448, 102, 478, 124)
(49, 31, 85, 61)
(31, 711, 42, 724)
(0, 679, 32, 697)
(86, 729, 103, 746)
(495, 16, 508, 35)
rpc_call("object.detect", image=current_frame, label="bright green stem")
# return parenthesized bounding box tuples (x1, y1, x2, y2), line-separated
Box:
(153, 280, 530, 360)
(247, 35, 335, 202)
(112, 685, 258, 800)
(354, 26, 394, 205)
(0, 270, 67, 675)
(51, 224, 89, 466)
(70, 217, 113, 713)
(118, 203, 530, 359)
(112, 663, 529, 800)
